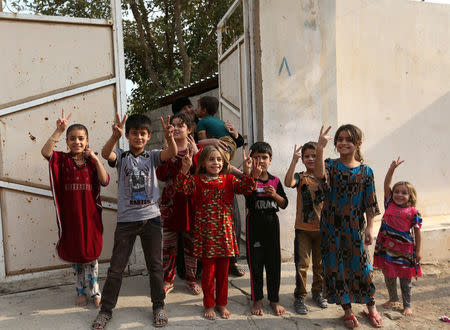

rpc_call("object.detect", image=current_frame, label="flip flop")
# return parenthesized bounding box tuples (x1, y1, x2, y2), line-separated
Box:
(186, 281, 202, 295)
(344, 313, 361, 329)
(91, 313, 111, 330)
(362, 310, 384, 328)
(153, 308, 168, 327)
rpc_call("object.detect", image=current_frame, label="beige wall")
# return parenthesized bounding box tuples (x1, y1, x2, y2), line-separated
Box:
(258, 0, 450, 254)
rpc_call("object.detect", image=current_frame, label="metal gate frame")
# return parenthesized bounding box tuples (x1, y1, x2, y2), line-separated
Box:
(0, 0, 126, 282)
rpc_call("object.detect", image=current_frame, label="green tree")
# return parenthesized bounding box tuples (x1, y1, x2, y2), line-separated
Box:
(9, 0, 243, 113)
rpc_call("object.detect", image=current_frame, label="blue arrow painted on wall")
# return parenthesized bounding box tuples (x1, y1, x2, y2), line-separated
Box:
(278, 56, 291, 76)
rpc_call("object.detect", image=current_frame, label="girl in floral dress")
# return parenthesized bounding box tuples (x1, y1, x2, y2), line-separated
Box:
(315, 124, 383, 329)
(374, 158, 422, 316)
(175, 145, 260, 320)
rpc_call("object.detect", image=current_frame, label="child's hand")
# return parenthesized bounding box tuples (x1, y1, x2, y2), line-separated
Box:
(318, 125, 332, 149)
(242, 148, 253, 175)
(112, 112, 127, 139)
(364, 227, 374, 245)
(225, 120, 238, 139)
(389, 157, 404, 171)
(292, 144, 302, 162)
(160, 116, 174, 139)
(187, 135, 199, 155)
(181, 148, 193, 174)
(264, 185, 277, 198)
(251, 158, 262, 179)
(56, 108, 72, 132)
(84, 147, 98, 160)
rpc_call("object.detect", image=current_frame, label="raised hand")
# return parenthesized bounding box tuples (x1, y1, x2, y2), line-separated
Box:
(318, 125, 332, 149)
(225, 120, 238, 138)
(181, 147, 193, 174)
(84, 146, 98, 160)
(187, 135, 199, 155)
(292, 144, 302, 162)
(242, 148, 253, 175)
(160, 116, 174, 139)
(264, 184, 276, 198)
(252, 157, 262, 179)
(389, 157, 404, 171)
(56, 108, 72, 132)
(112, 112, 127, 139)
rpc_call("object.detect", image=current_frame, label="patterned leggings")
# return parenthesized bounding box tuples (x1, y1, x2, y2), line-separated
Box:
(163, 229, 197, 283)
(384, 276, 412, 308)
(72, 260, 100, 298)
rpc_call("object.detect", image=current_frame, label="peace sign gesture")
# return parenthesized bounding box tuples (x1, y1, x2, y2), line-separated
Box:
(318, 125, 332, 149)
(389, 157, 405, 171)
(292, 144, 302, 162)
(56, 108, 72, 132)
(181, 147, 193, 174)
(112, 112, 127, 139)
(160, 116, 174, 139)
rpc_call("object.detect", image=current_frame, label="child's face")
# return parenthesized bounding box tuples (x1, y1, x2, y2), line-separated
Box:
(66, 128, 88, 156)
(392, 184, 410, 207)
(251, 152, 272, 174)
(180, 104, 195, 118)
(301, 148, 316, 171)
(196, 101, 207, 118)
(204, 150, 223, 176)
(335, 130, 360, 158)
(125, 127, 151, 153)
(172, 118, 191, 141)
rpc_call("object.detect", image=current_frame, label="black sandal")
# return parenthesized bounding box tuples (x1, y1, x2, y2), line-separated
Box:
(229, 263, 245, 277)
(91, 313, 111, 330)
(153, 308, 168, 327)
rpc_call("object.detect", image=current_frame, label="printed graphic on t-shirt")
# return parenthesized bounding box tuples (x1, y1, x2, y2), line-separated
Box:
(300, 183, 315, 223)
(128, 169, 151, 205)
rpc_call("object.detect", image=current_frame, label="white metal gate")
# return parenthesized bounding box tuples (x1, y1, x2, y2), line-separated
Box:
(0, 0, 126, 280)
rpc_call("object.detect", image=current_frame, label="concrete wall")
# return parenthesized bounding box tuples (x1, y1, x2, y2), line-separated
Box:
(258, 0, 450, 255)
(258, 0, 337, 255)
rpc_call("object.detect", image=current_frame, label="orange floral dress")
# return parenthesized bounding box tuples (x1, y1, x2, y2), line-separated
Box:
(175, 173, 255, 258)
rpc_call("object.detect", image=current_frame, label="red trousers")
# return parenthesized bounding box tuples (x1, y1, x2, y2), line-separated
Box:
(201, 257, 230, 308)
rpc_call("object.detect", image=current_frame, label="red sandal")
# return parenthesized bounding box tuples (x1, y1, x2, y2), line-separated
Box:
(344, 313, 361, 329)
(362, 310, 384, 328)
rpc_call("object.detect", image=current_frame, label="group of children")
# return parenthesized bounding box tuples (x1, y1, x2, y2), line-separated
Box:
(41, 97, 423, 329)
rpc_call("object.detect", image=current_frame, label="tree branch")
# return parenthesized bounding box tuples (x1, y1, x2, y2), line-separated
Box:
(174, 0, 191, 85)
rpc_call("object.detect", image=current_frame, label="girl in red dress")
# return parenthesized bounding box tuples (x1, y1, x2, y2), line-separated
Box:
(41, 109, 109, 307)
(175, 145, 260, 320)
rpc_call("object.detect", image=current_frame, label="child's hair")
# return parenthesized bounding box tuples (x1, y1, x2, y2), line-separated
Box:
(196, 145, 231, 175)
(198, 96, 219, 116)
(171, 97, 192, 115)
(125, 114, 151, 134)
(66, 124, 89, 138)
(249, 141, 272, 157)
(301, 141, 317, 157)
(171, 112, 195, 131)
(334, 124, 364, 162)
(392, 181, 417, 206)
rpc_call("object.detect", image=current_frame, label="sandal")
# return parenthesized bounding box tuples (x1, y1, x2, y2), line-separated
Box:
(91, 313, 111, 330)
(164, 282, 174, 294)
(362, 310, 384, 328)
(344, 313, 361, 329)
(186, 281, 202, 295)
(229, 263, 245, 277)
(153, 308, 168, 327)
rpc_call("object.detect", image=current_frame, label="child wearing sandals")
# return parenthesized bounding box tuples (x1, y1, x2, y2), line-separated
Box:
(175, 145, 260, 320)
(156, 112, 202, 296)
(92, 114, 177, 329)
(374, 158, 422, 316)
(245, 142, 288, 316)
(42, 109, 109, 308)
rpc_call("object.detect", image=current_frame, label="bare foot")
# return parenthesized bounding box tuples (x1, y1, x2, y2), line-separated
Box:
(75, 294, 88, 306)
(93, 296, 101, 309)
(251, 299, 264, 316)
(215, 305, 231, 319)
(270, 301, 286, 316)
(382, 300, 398, 309)
(402, 307, 413, 316)
(204, 307, 216, 320)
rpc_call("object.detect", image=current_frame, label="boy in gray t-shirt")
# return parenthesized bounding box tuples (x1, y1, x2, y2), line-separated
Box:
(92, 114, 177, 329)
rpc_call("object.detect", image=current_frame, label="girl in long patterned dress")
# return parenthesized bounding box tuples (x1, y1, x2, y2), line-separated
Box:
(315, 124, 383, 329)
(175, 145, 260, 320)
(374, 158, 422, 316)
